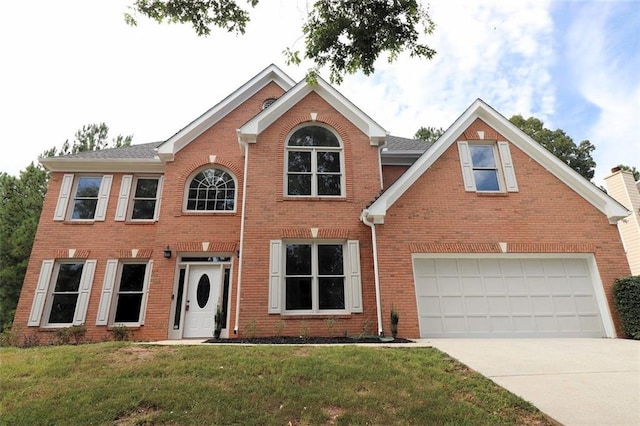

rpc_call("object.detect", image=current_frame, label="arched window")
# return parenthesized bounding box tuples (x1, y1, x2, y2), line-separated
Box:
(286, 125, 343, 196)
(186, 168, 236, 211)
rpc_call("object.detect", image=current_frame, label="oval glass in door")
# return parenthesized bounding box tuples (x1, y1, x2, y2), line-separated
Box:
(196, 274, 211, 309)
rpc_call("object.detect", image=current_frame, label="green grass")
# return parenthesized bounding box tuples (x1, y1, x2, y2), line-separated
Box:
(0, 342, 551, 425)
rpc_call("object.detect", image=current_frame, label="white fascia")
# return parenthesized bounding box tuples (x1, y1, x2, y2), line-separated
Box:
(157, 64, 295, 159)
(364, 98, 630, 225)
(39, 158, 165, 173)
(237, 75, 387, 146)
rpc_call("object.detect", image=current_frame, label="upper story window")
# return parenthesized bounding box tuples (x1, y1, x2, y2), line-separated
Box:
(114, 175, 162, 222)
(186, 168, 236, 212)
(458, 141, 519, 193)
(54, 174, 113, 221)
(286, 125, 343, 197)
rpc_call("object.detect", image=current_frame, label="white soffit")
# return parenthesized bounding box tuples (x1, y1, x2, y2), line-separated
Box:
(156, 64, 295, 159)
(237, 75, 387, 146)
(39, 158, 165, 173)
(365, 98, 629, 224)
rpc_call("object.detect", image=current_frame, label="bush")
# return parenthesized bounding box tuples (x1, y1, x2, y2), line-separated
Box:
(613, 276, 640, 339)
(55, 324, 87, 345)
(110, 325, 131, 341)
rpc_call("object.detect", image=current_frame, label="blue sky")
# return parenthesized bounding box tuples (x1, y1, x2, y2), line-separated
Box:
(0, 0, 638, 186)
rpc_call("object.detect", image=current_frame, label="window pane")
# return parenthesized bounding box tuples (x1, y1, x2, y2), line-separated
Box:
(76, 177, 101, 197)
(319, 277, 345, 310)
(120, 264, 146, 292)
(470, 146, 496, 167)
(317, 175, 341, 196)
(114, 294, 143, 322)
(288, 126, 339, 147)
(134, 178, 158, 198)
(48, 294, 79, 323)
(54, 264, 84, 292)
(72, 199, 97, 219)
(287, 151, 311, 172)
(285, 277, 312, 310)
(132, 200, 156, 219)
(286, 244, 312, 275)
(287, 175, 312, 195)
(187, 168, 235, 211)
(316, 151, 340, 172)
(474, 170, 500, 191)
(318, 245, 343, 275)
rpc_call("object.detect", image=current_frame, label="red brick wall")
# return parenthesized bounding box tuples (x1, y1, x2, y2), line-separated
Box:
(382, 165, 409, 190)
(373, 119, 630, 337)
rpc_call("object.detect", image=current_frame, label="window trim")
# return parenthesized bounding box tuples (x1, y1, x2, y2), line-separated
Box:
(28, 259, 97, 328)
(284, 124, 345, 198)
(183, 167, 238, 213)
(54, 174, 113, 221)
(268, 239, 362, 315)
(458, 140, 518, 193)
(96, 259, 153, 327)
(115, 175, 163, 222)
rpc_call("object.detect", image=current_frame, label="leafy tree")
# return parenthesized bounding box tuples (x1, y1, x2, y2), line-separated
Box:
(124, 0, 436, 83)
(615, 164, 640, 182)
(0, 165, 47, 330)
(509, 115, 596, 180)
(414, 126, 444, 143)
(0, 124, 132, 330)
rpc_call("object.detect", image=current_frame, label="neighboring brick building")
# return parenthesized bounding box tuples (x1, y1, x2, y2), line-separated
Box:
(13, 65, 630, 342)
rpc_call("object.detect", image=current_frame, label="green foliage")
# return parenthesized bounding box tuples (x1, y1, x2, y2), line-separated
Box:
(127, 0, 436, 84)
(415, 126, 444, 143)
(0, 165, 48, 331)
(390, 306, 399, 338)
(615, 164, 640, 182)
(243, 319, 258, 338)
(0, 343, 550, 425)
(612, 276, 640, 339)
(44, 123, 133, 157)
(110, 326, 132, 341)
(510, 115, 596, 180)
(55, 325, 87, 345)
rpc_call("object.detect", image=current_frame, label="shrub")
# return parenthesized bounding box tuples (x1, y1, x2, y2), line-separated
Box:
(55, 324, 87, 345)
(110, 325, 131, 341)
(613, 275, 640, 339)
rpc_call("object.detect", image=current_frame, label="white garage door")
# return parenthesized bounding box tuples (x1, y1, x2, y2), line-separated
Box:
(414, 256, 607, 338)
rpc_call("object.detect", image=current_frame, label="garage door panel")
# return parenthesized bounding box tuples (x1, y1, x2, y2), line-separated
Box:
(414, 257, 606, 338)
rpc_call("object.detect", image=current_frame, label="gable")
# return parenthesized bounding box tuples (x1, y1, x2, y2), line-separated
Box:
(364, 99, 629, 225)
(156, 64, 295, 161)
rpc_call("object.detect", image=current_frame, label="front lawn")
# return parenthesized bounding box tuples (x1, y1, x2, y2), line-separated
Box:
(0, 342, 551, 425)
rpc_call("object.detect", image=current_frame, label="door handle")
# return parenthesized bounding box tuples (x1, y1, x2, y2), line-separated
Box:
(186, 300, 190, 311)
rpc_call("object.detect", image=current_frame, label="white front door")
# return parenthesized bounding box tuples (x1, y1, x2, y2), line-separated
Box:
(183, 265, 221, 338)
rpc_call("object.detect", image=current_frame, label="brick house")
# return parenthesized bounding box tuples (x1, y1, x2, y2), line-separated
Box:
(13, 64, 630, 341)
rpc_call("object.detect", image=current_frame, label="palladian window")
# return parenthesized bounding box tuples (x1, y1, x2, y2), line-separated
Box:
(186, 168, 236, 211)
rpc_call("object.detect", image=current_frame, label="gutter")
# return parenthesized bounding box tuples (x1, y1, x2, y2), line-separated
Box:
(360, 209, 383, 336)
(234, 139, 250, 335)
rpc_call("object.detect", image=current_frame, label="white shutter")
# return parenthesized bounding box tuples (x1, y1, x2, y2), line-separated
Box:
(96, 260, 118, 325)
(114, 175, 133, 221)
(457, 142, 476, 191)
(347, 240, 363, 313)
(94, 175, 112, 221)
(154, 176, 164, 221)
(53, 174, 74, 221)
(139, 260, 153, 325)
(28, 260, 54, 326)
(268, 240, 282, 313)
(498, 141, 519, 192)
(73, 260, 96, 325)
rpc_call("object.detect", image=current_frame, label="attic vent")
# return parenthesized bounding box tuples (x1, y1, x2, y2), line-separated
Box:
(262, 98, 277, 110)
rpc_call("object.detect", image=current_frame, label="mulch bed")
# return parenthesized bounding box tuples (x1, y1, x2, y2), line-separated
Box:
(204, 336, 414, 344)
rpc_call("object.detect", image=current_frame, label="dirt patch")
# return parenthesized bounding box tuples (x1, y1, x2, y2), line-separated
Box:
(114, 402, 162, 425)
(323, 405, 345, 424)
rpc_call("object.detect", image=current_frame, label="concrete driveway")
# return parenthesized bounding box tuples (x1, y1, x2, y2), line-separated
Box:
(426, 338, 639, 426)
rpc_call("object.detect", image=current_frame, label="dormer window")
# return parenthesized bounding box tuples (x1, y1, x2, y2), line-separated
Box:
(285, 125, 344, 197)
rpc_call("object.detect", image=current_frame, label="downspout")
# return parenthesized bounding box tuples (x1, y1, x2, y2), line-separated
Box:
(360, 209, 383, 336)
(234, 140, 250, 334)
